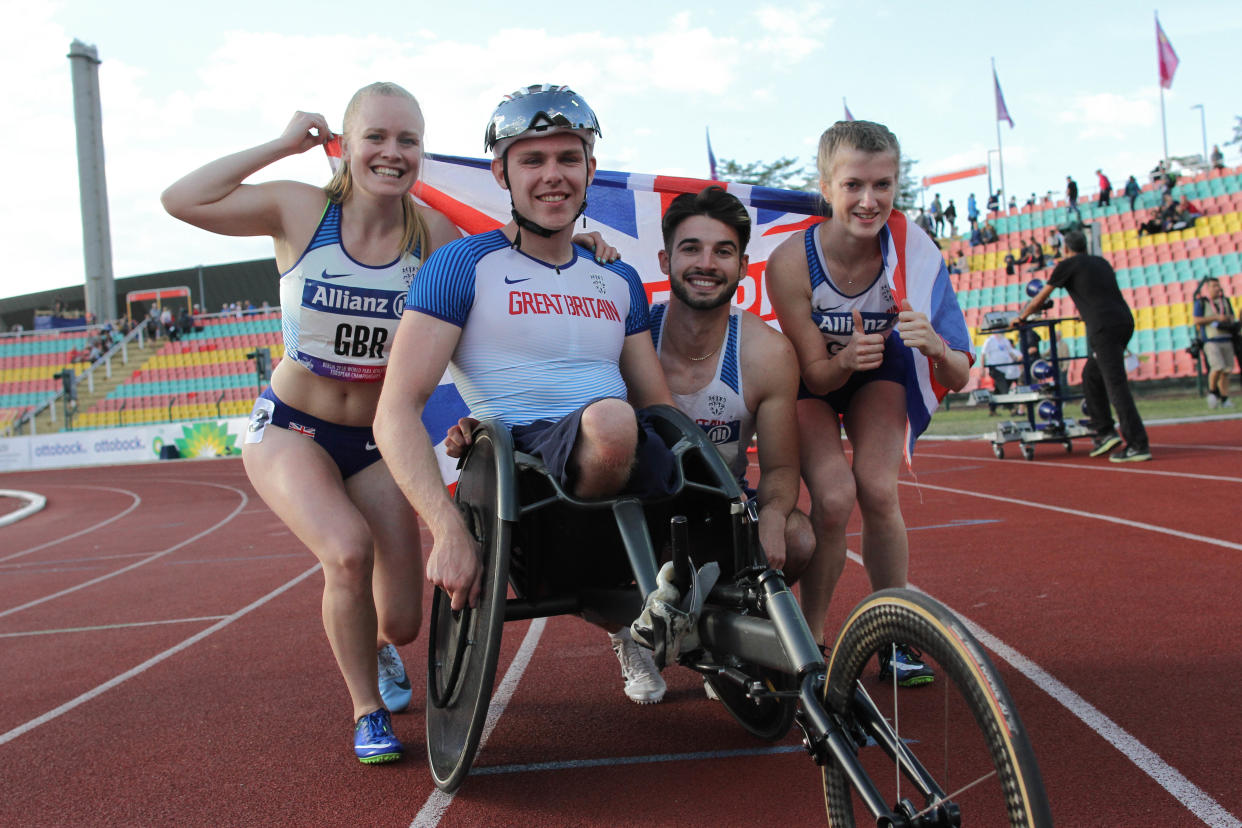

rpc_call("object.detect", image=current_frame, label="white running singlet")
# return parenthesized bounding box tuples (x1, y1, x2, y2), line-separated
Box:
(279, 202, 421, 382)
(649, 303, 754, 481)
(804, 226, 899, 357)
(408, 230, 651, 427)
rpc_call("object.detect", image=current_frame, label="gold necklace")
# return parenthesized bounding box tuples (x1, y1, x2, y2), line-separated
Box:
(686, 345, 719, 362)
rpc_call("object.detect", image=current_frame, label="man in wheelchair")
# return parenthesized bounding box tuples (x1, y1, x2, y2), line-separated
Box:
(375, 84, 678, 702)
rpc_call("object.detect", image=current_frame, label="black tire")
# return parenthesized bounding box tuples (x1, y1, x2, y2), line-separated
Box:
(992, 443, 1004, 459)
(821, 589, 1051, 827)
(425, 429, 512, 793)
(1020, 444, 1035, 461)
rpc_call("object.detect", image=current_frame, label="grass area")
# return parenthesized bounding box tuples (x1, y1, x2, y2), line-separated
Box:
(926, 387, 1235, 438)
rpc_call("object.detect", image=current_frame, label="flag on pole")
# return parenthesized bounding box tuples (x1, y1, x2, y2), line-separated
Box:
(1156, 14, 1179, 89)
(323, 142, 970, 469)
(993, 64, 1014, 128)
(706, 127, 719, 180)
(843, 98, 855, 121)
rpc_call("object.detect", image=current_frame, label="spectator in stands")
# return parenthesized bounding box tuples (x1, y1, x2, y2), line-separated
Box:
(161, 82, 464, 764)
(1171, 195, 1201, 230)
(954, 249, 968, 274)
(1019, 229, 1150, 462)
(987, 190, 1000, 213)
(1211, 145, 1225, 170)
(944, 199, 957, 236)
(979, 221, 998, 244)
(930, 193, 943, 235)
(915, 208, 934, 237)
(1025, 237, 1045, 273)
(1008, 195, 1017, 211)
(1124, 175, 1141, 213)
(967, 192, 979, 228)
(1047, 228, 1063, 262)
(1138, 193, 1177, 237)
(969, 223, 983, 247)
(1192, 277, 1237, 409)
(1065, 175, 1080, 220)
(1004, 252, 1017, 276)
(1025, 193, 1036, 207)
(1096, 169, 1112, 207)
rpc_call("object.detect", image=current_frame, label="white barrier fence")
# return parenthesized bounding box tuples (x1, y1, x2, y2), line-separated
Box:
(0, 417, 250, 472)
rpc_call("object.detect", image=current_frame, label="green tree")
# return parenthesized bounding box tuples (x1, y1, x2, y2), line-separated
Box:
(716, 156, 816, 191)
(716, 153, 921, 212)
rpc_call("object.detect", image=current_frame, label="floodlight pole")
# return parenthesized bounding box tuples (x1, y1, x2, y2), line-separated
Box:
(68, 39, 117, 324)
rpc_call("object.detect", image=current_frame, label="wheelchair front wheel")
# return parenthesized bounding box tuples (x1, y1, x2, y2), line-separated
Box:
(425, 430, 512, 793)
(821, 589, 1051, 827)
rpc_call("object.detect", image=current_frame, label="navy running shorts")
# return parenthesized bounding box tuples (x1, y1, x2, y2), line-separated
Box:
(245, 387, 381, 479)
(510, 398, 679, 500)
(798, 333, 909, 416)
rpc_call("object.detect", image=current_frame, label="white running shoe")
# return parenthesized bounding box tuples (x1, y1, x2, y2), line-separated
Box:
(1207, 393, 1220, 409)
(608, 628, 666, 704)
(1224, 398, 1235, 408)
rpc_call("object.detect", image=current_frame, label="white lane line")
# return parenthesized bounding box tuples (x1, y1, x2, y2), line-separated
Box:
(886, 481, 1242, 826)
(0, 490, 47, 528)
(0, 616, 229, 638)
(0, 482, 248, 619)
(900, 479, 1242, 552)
(917, 450, 1242, 484)
(0, 486, 142, 563)
(410, 617, 548, 828)
(0, 563, 321, 746)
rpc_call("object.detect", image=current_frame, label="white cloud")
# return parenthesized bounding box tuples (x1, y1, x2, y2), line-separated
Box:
(1055, 89, 1160, 140)
(752, 3, 832, 64)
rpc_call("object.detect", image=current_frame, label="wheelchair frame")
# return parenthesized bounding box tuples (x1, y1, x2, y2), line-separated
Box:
(425, 405, 1051, 826)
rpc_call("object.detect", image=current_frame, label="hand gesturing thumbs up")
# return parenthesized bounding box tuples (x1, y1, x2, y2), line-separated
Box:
(842, 308, 885, 372)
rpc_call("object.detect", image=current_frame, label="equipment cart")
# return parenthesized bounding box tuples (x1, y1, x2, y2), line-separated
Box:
(979, 312, 1094, 460)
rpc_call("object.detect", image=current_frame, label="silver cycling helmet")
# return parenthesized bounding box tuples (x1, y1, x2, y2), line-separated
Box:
(485, 84, 602, 158)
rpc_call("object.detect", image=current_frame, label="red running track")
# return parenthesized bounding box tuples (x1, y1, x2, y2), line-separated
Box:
(1, 418, 1240, 826)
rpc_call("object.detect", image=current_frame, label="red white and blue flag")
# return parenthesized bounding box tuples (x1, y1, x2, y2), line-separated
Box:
(325, 144, 969, 473)
(1156, 14, 1179, 89)
(993, 64, 1014, 128)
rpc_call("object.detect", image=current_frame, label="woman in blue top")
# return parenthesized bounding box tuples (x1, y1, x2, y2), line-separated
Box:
(163, 82, 460, 764)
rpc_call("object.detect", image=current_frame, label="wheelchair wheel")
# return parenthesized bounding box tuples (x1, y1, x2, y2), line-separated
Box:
(425, 429, 512, 793)
(705, 663, 796, 741)
(821, 589, 1051, 827)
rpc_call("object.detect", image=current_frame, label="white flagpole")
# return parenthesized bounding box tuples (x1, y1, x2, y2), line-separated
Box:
(1157, 12, 1169, 165)
(993, 58, 1006, 210)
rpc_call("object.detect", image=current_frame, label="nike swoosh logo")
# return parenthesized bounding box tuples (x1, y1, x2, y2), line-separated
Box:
(393, 677, 411, 690)
(365, 442, 378, 451)
(321, 269, 351, 280)
(504, 276, 532, 284)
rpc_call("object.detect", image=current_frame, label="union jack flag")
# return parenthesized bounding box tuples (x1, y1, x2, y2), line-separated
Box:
(324, 144, 969, 474)
(287, 422, 317, 438)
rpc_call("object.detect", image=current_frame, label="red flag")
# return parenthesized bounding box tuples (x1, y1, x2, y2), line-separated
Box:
(1156, 15, 1179, 89)
(993, 65, 1014, 128)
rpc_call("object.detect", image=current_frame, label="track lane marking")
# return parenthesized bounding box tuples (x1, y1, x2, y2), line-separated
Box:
(0, 482, 248, 619)
(0, 564, 320, 746)
(916, 450, 1242, 484)
(410, 617, 547, 828)
(0, 616, 230, 638)
(0, 486, 142, 563)
(900, 479, 1242, 552)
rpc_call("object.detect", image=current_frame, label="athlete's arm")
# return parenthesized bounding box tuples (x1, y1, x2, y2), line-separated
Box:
(420, 207, 463, 254)
(161, 111, 331, 244)
(1016, 282, 1055, 323)
(619, 331, 674, 409)
(374, 311, 480, 610)
(744, 320, 802, 569)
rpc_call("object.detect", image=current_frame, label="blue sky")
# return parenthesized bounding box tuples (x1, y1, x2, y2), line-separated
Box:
(4, 0, 1239, 302)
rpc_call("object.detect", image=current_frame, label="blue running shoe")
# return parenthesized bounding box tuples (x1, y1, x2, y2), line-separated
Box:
(377, 644, 412, 713)
(877, 644, 935, 687)
(354, 708, 403, 764)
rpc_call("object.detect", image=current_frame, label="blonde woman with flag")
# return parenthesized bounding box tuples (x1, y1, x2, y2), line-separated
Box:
(162, 82, 461, 764)
(766, 120, 972, 686)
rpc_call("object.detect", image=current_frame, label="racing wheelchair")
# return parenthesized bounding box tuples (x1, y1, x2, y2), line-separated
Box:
(427, 405, 1052, 826)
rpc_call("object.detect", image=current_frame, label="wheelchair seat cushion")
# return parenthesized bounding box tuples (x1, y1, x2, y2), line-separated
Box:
(510, 399, 679, 500)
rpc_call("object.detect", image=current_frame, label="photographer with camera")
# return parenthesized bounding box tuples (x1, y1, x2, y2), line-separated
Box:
(1192, 277, 1238, 408)
(1019, 229, 1150, 461)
